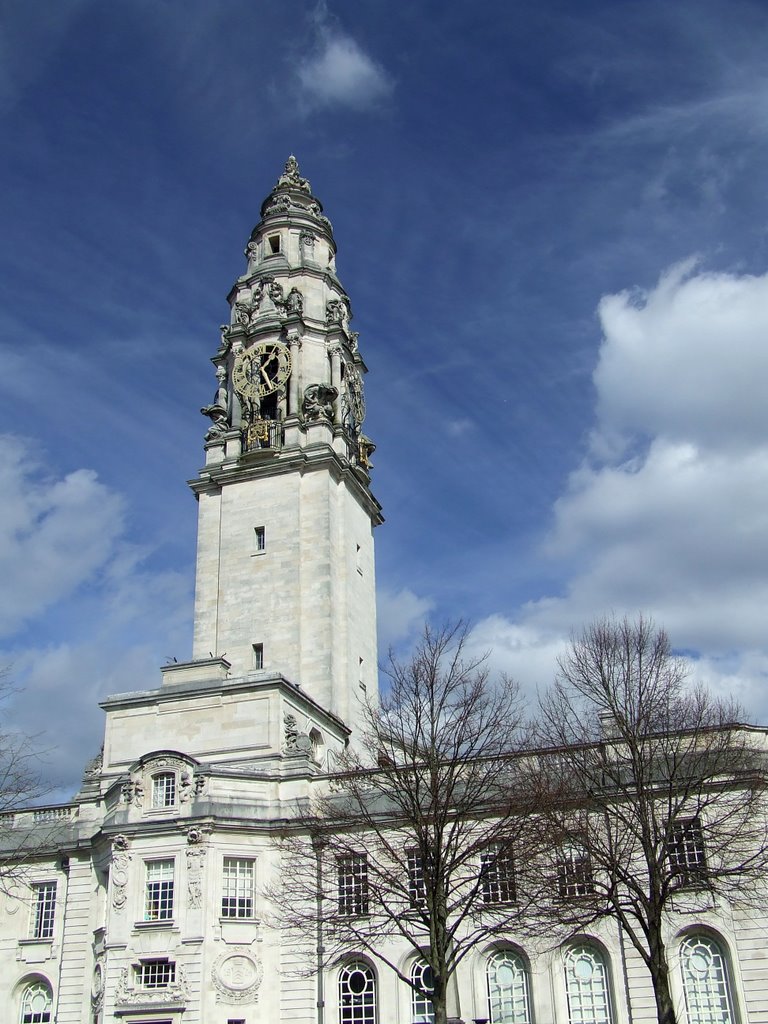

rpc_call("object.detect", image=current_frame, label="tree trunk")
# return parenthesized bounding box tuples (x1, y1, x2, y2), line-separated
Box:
(432, 978, 448, 1024)
(648, 926, 677, 1024)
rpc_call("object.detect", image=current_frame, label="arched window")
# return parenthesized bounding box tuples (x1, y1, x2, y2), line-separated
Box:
(680, 935, 734, 1024)
(20, 980, 52, 1023)
(339, 960, 376, 1024)
(564, 945, 613, 1024)
(487, 949, 531, 1024)
(411, 958, 435, 1023)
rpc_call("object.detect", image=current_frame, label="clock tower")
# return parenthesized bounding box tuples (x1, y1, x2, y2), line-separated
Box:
(189, 157, 382, 734)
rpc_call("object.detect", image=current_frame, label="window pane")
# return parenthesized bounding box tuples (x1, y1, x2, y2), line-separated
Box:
(222, 857, 255, 918)
(481, 845, 516, 904)
(680, 936, 734, 1024)
(669, 820, 707, 878)
(139, 959, 176, 988)
(408, 850, 426, 908)
(21, 981, 53, 1023)
(145, 859, 174, 920)
(339, 960, 376, 1024)
(487, 950, 531, 1024)
(152, 772, 176, 808)
(32, 882, 56, 939)
(564, 945, 612, 1024)
(337, 854, 369, 916)
(558, 846, 594, 897)
(411, 958, 435, 1024)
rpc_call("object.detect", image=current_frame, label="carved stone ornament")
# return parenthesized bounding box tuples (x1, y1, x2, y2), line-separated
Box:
(302, 383, 338, 422)
(212, 947, 264, 1004)
(185, 828, 208, 910)
(325, 298, 351, 331)
(275, 154, 311, 194)
(116, 964, 189, 1005)
(308, 201, 333, 232)
(201, 365, 229, 440)
(300, 229, 315, 249)
(218, 324, 233, 354)
(121, 776, 143, 806)
(342, 365, 366, 430)
(91, 956, 105, 1011)
(82, 747, 103, 780)
(358, 434, 376, 470)
(284, 713, 313, 756)
(234, 276, 287, 325)
(111, 835, 131, 913)
(263, 192, 293, 215)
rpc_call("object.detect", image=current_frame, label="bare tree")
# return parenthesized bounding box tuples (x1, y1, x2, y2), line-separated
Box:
(274, 622, 532, 1024)
(528, 615, 768, 1024)
(0, 671, 50, 887)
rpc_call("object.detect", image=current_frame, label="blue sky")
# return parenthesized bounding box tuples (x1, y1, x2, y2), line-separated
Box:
(2, 0, 768, 799)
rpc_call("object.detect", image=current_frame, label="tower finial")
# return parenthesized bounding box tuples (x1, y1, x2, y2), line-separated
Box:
(275, 155, 311, 194)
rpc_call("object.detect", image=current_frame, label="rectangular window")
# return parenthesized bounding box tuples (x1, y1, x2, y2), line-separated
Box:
(252, 643, 264, 670)
(145, 859, 174, 921)
(31, 882, 56, 939)
(268, 234, 281, 254)
(337, 853, 369, 916)
(254, 526, 266, 553)
(138, 958, 176, 989)
(222, 857, 255, 918)
(558, 844, 593, 898)
(480, 845, 516, 904)
(669, 818, 706, 878)
(151, 772, 176, 808)
(407, 849, 426, 908)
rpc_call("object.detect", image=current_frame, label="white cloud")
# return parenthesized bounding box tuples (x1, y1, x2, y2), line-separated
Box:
(296, 17, 393, 112)
(0, 437, 125, 635)
(473, 263, 768, 721)
(377, 587, 434, 653)
(593, 261, 768, 453)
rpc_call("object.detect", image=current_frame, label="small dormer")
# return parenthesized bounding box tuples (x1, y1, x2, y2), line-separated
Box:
(118, 751, 202, 820)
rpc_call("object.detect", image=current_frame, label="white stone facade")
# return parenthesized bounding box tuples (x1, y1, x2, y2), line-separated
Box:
(1, 158, 766, 1024)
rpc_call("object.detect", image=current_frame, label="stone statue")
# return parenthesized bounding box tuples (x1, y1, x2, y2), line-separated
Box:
(284, 713, 313, 755)
(286, 287, 304, 315)
(303, 384, 338, 422)
(201, 366, 229, 440)
(276, 155, 311, 193)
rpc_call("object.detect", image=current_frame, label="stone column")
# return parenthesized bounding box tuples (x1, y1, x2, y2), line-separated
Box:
(329, 343, 342, 425)
(288, 330, 301, 416)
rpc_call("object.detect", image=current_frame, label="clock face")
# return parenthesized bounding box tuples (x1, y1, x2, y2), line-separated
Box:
(233, 342, 291, 401)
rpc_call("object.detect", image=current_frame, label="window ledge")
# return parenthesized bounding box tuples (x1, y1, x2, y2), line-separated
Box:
(19, 937, 53, 946)
(134, 919, 177, 930)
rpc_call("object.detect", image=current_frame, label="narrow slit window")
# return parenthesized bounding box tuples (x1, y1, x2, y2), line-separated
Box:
(254, 526, 266, 553)
(252, 643, 264, 670)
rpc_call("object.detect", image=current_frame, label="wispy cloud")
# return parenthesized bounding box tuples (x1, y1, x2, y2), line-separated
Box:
(0, 437, 124, 636)
(294, 5, 393, 113)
